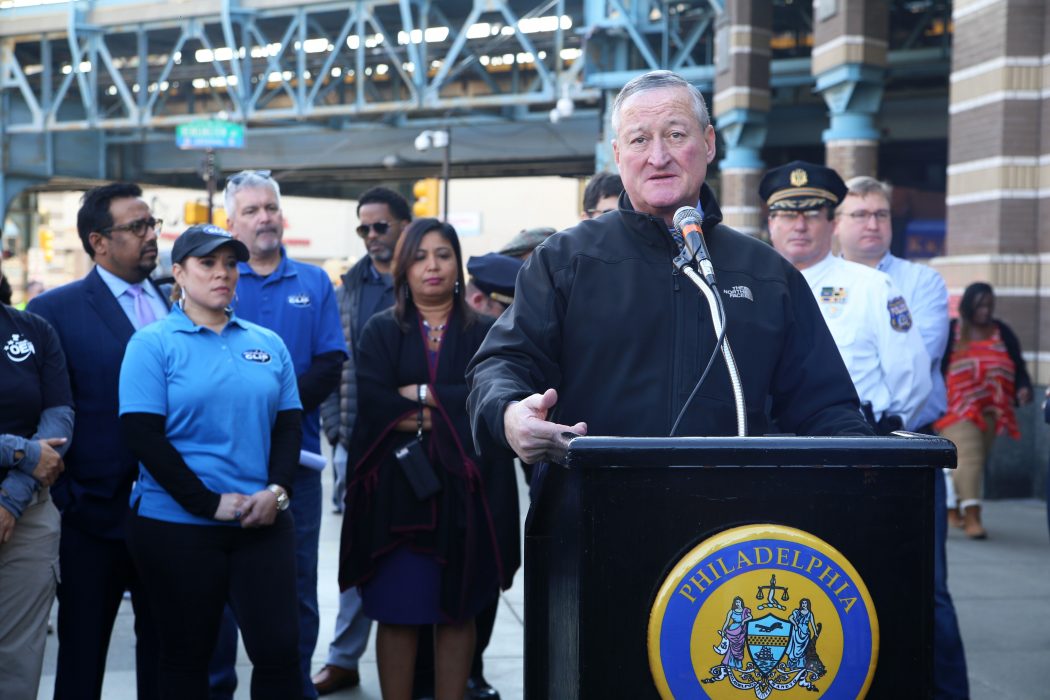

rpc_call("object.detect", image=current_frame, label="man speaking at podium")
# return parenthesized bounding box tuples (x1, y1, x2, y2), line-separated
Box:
(467, 70, 871, 472)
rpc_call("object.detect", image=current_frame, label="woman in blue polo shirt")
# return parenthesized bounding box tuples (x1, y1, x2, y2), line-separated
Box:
(119, 224, 303, 699)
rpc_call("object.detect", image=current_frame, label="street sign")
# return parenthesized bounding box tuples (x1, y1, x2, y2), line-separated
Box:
(176, 119, 245, 149)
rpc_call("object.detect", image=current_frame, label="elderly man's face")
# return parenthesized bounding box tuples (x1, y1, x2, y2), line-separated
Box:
(613, 86, 716, 223)
(768, 208, 835, 271)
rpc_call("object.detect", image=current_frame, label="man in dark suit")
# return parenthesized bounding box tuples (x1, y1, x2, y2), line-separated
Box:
(28, 182, 166, 700)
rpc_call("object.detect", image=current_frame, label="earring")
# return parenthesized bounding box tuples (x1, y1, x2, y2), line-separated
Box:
(454, 280, 460, 296)
(178, 286, 186, 310)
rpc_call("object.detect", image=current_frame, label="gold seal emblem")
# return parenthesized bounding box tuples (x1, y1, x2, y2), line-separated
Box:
(789, 168, 808, 187)
(648, 524, 879, 699)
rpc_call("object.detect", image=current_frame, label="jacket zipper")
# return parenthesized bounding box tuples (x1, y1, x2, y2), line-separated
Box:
(670, 254, 681, 432)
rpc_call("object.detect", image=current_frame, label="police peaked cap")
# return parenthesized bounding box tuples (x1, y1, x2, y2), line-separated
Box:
(467, 253, 523, 306)
(759, 160, 849, 211)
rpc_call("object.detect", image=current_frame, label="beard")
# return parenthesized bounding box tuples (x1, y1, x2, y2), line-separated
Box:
(370, 243, 394, 264)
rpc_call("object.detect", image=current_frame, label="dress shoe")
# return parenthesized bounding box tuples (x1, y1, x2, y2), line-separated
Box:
(467, 675, 501, 700)
(312, 665, 360, 695)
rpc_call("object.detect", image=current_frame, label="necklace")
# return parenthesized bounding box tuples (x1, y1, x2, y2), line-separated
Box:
(422, 318, 447, 345)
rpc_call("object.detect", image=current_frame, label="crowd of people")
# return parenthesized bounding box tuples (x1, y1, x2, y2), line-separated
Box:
(0, 68, 1039, 700)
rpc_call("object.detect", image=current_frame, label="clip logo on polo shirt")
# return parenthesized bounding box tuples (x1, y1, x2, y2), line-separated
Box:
(242, 349, 272, 363)
(287, 294, 311, 307)
(4, 333, 36, 362)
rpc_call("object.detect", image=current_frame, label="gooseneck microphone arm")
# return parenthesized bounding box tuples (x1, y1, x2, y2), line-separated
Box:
(672, 207, 748, 437)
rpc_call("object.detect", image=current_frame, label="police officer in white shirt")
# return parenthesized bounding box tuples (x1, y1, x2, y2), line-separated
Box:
(762, 161, 931, 432)
(835, 175, 969, 700)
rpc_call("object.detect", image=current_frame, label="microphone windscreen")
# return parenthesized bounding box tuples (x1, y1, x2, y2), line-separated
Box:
(673, 206, 703, 230)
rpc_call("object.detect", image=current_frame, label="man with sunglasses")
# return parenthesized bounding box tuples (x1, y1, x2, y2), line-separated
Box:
(763, 161, 931, 433)
(210, 170, 346, 700)
(314, 185, 410, 695)
(28, 182, 166, 699)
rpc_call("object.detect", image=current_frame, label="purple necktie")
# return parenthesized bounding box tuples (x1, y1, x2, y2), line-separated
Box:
(128, 284, 157, 328)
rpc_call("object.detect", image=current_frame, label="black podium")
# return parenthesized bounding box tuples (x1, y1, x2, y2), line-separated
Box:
(524, 435, 955, 699)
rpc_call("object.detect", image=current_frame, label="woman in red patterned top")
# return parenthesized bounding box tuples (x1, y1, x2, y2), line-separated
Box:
(936, 282, 1032, 538)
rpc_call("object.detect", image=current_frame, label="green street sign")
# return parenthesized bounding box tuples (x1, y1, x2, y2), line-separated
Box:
(176, 119, 245, 149)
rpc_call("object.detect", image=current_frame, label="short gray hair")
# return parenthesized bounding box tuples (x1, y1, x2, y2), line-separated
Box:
(610, 70, 710, 134)
(844, 176, 892, 203)
(224, 170, 281, 218)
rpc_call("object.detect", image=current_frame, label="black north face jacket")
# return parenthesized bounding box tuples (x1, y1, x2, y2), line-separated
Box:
(467, 184, 870, 455)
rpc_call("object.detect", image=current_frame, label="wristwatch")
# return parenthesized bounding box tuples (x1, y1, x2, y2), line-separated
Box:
(417, 383, 429, 405)
(267, 484, 290, 511)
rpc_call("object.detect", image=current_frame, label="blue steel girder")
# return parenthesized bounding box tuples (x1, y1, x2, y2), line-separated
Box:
(0, 0, 606, 134)
(581, 0, 721, 89)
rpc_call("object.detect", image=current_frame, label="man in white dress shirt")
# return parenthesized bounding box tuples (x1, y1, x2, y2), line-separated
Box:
(835, 175, 969, 700)
(762, 161, 931, 432)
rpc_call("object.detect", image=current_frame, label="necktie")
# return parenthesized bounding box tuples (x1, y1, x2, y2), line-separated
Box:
(127, 284, 157, 328)
(669, 227, 685, 253)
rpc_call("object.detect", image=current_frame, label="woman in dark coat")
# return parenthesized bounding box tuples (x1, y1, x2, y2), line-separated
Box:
(338, 218, 519, 700)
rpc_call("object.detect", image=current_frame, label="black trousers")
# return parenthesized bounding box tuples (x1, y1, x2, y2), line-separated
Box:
(126, 513, 301, 700)
(54, 522, 160, 700)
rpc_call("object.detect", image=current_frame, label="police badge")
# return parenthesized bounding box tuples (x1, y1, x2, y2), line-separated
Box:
(887, 296, 913, 332)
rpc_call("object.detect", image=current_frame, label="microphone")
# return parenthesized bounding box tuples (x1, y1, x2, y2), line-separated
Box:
(674, 206, 716, 285)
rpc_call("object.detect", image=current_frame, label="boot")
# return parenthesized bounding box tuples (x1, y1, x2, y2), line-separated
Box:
(962, 504, 987, 539)
(947, 506, 964, 529)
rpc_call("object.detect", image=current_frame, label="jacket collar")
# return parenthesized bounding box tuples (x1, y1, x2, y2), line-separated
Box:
(342, 254, 381, 287)
(618, 183, 725, 250)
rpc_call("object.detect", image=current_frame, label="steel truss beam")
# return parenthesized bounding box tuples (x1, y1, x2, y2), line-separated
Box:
(0, 0, 628, 134)
(0, 0, 726, 135)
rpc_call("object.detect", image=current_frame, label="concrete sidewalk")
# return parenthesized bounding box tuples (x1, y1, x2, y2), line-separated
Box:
(36, 494, 1048, 699)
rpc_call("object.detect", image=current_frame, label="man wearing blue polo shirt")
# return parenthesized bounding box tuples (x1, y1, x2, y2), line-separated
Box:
(209, 170, 345, 700)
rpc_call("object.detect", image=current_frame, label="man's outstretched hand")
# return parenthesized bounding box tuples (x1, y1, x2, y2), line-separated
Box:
(503, 388, 587, 465)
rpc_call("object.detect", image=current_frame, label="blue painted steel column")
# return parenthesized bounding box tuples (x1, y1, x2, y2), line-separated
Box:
(810, 0, 888, 179)
(814, 63, 884, 178)
(712, 1, 770, 236)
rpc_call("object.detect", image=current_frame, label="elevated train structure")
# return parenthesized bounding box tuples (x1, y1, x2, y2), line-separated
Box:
(1, 0, 955, 213)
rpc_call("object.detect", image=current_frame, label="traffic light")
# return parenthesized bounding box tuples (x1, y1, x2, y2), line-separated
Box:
(412, 178, 440, 219)
(184, 201, 228, 228)
(184, 201, 209, 226)
(39, 228, 55, 263)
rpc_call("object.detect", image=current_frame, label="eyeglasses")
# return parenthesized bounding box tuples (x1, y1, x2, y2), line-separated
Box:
(227, 169, 272, 186)
(771, 210, 825, 223)
(356, 221, 391, 237)
(101, 217, 163, 237)
(844, 209, 891, 223)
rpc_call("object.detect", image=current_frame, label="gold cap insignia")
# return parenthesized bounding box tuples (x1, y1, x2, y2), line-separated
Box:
(790, 168, 808, 187)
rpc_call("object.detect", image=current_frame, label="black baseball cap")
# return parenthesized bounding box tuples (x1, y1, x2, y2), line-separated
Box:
(171, 224, 250, 264)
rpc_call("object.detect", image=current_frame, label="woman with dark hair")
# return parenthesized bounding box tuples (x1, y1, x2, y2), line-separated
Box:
(936, 282, 1032, 539)
(119, 224, 303, 698)
(338, 218, 520, 700)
